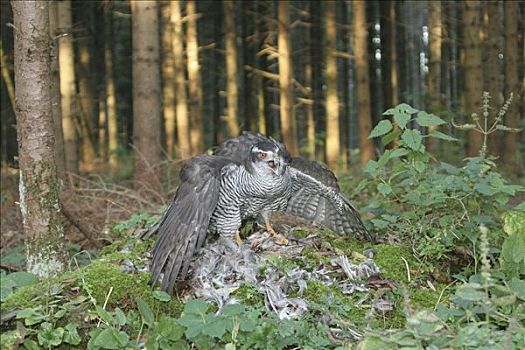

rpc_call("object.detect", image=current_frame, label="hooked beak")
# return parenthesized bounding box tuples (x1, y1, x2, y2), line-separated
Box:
(267, 159, 280, 174)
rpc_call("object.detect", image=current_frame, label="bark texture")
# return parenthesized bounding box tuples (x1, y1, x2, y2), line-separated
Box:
(12, 0, 66, 277)
(427, 1, 442, 153)
(131, 0, 162, 187)
(104, 5, 118, 168)
(161, 2, 175, 157)
(501, 1, 521, 172)
(353, 0, 376, 166)
(224, 0, 240, 137)
(57, 0, 78, 175)
(325, 0, 340, 170)
(187, 0, 204, 154)
(278, 1, 298, 155)
(462, 1, 483, 157)
(171, 0, 191, 158)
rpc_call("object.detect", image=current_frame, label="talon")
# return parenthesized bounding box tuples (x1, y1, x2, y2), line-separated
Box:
(265, 220, 288, 245)
(235, 232, 243, 246)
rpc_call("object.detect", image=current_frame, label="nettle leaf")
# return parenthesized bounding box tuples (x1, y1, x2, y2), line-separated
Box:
(389, 148, 409, 159)
(393, 111, 411, 129)
(136, 298, 154, 326)
(429, 130, 458, 141)
(415, 111, 446, 127)
(381, 129, 401, 145)
(114, 308, 127, 327)
(158, 315, 184, 340)
(396, 103, 419, 115)
(22, 339, 39, 350)
(509, 278, 525, 301)
(96, 306, 113, 325)
(377, 183, 392, 196)
(474, 182, 498, 196)
(401, 129, 423, 150)
(202, 318, 226, 338)
(369, 120, 393, 139)
(152, 290, 171, 302)
(502, 234, 525, 263)
(222, 303, 245, 316)
(363, 160, 379, 177)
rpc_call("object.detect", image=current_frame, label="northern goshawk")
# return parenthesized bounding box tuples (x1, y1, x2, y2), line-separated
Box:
(148, 132, 370, 293)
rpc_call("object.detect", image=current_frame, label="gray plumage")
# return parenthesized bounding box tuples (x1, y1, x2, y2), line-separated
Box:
(148, 132, 370, 293)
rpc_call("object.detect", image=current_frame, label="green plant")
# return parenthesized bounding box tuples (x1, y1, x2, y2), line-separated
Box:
(0, 271, 37, 302)
(361, 102, 523, 272)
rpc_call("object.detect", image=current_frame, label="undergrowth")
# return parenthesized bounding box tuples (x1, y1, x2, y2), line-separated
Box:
(1, 96, 523, 349)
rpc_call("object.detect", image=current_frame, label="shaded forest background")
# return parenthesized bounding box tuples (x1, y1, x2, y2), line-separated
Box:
(1, 0, 524, 245)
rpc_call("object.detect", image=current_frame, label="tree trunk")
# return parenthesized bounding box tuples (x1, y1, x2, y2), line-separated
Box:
(104, 4, 118, 169)
(224, 0, 240, 137)
(310, 1, 324, 161)
(48, 2, 65, 178)
(12, 0, 67, 277)
(187, 0, 204, 155)
(161, 2, 175, 157)
(427, 1, 442, 154)
(57, 0, 78, 175)
(484, 1, 503, 156)
(501, 1, 521, 172)
(324, 0, 340, 170)
(353, 0, 375, 166)
(131, 0, 162, 187)
(76, 23, 97, 170)
(380, 1, 399, 110)
(171, 1, 191, 159)
(462, 1, 483, 157)
(305, 62, 315, 160)
(278, 1, 298, 155)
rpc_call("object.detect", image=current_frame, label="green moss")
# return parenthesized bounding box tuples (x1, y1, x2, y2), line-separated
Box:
(374, 244, 416, 282)
(410, 283, 451, 309)
(1, 284, 39, 311)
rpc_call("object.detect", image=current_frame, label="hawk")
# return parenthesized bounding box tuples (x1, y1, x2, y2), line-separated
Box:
(148, 132, 370, 293)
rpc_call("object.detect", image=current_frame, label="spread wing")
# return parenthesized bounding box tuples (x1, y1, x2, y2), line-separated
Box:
(149, 156, 232, 293)
(287, 157, 371, 240)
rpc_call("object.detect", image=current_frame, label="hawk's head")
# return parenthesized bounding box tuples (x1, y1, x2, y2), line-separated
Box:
(249, 138, 290, 176)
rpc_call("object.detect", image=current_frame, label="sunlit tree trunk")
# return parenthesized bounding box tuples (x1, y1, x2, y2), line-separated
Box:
(462, 1, 483, 157)
(501, 1, 521, 172)
(305, 63, 315, 160)
(224, 0, 240, 137)
(325, 1, 340, 169)
(76, 19, 97, 170)
(12, 0, 67, 277)
(48, 1, 65, 178)
(484, 1, 503, 155)
(171, 1, 191, 158)
(380, 1, 399, 110)
(131, 0, 162, 187)
(104, 5, 118, 169)
(161, 2, 175, 157)
(278, 1, 298, 154)
(427, 1, 442, 154)
(187, 0, 204, 154)
(353, 0, 375, 166)
(57, 0, 78, 175)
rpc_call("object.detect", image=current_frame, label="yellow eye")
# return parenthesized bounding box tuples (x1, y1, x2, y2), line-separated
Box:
(259, 152, 267, 159)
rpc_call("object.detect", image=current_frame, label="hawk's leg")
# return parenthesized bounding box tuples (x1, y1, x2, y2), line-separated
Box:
(235, 231, 243, 246)
(263, 212, 289, 245)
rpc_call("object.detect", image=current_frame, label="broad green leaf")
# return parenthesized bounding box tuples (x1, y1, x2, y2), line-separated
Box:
(359, 335, 391, 350)
(158, 315, 184, 340)
(183, 299, 209, 315)
(22, 339, 39, 350)
(428, 130, 458, 141)
(389, 148, 409, 159)
(114, 308, 127, 327)
(502, 211, 525, 235)
(502, 234, 525, 263)
(377, 183, 392, 196)
(509, 278, 525, 300)
(364, 160, 379, 177)
(64, 323, 81, 345)
(383, 108, 395, 115)
(93, 328, 129, 349)
(401, 129, 423, 150)
(152, 290, 171, 302)
(474, 182, 498, 196)
(0, 287, 13, 302)
(8, 272, 38, 288)
(222, 303, 245, 316)
(455, 285, 486, 302)
(0, 276, 16, 290)
(393, 111, 411, 129)
(37, 322, 64, 348)
(53, 308, 67, 319)
(369, 120, 393, 139)
(414, 160, 426, 173)
(202, 319, 226, 338)
(136, 298, 154, 326)
(381, 129, 401, 145)
(415, 111, 446, 127)
(96, 306, 113, 325)
(396, 103, 419, 114)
